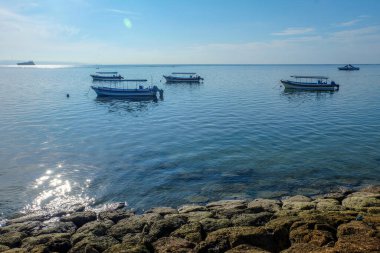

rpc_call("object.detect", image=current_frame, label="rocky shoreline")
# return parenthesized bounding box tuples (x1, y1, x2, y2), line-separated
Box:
(0, 186, 379, 253)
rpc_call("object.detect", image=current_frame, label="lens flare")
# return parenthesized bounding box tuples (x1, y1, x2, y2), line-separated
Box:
(123, 18, 132, 29)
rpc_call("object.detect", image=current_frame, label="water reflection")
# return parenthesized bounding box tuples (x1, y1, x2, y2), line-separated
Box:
(94, 96, 160, 115)
(281, 89, 336, 104)
(23, 163, 94, 215)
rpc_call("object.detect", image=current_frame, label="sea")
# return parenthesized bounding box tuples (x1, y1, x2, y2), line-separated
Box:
(0, 64, 379, 219)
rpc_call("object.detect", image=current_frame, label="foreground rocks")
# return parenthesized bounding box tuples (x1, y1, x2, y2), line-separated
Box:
(0, 186, 379, 252)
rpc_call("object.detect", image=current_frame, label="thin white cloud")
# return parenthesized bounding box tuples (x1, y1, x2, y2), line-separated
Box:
(331, 26, 379, 39)
(336, 19, 360, 27)
(0, 7, 80, 38)
(272, 27, 314, 36)
(106, 8, 140, 17)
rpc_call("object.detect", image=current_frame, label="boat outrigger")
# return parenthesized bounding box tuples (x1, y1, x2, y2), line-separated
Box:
(90, 72, 124, 81)
(338, 64, 360, 71)
(163, 72, 204, 83)
(281, 76, 339, 91)
(91, 79, 163, 97)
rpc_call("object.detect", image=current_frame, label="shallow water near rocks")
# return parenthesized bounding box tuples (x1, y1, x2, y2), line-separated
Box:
(0, 64, 379, 218)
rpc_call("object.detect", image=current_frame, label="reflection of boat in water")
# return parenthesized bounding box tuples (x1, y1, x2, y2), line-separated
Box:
(281, 75, 339, 91)
(163, 72, 204, 83)
(95, 96, 159, 114)
(91, 72, 124, 81)
(338, 64, 359, 71)
(17, 61, 35, 65)
(91, 79, 163, 98)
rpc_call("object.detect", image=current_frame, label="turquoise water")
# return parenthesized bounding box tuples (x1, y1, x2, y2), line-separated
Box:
(0, 64, 379, 216)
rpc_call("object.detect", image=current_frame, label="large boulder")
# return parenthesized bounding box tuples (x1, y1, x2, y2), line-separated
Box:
(171, 222, 203, 243)
(0, 244, 10, 251)
(247, 199, 281, 213)
(196, 226, 273, 253)
(342, 192, 380, 210)
(60, 211, 97, 228)
(314, 198, 344, 212)
(207, 200, 248, 219)
(206, 200, 247, 210)
(21, 233, 71, 253)
(152, 237, 195, 253)
(69, 235, 119, 253)
(265, 216, 300, 251)
(183, 211, 214, 223)
(71, 219, 114, 245)
(0, 221, 41, 235)
(199, 218, 231, 233)
(231, 212, 273, 227)
(98, 210, 134, 223)
(0, 231, 27, 248)
(31, 221, 77, 236)
(289, 223, 335, 247)
(7, 214, 48, 224)
(333, 221, 380, 252)
(282, 196, 316, 211)
(149, 216, 186, 240)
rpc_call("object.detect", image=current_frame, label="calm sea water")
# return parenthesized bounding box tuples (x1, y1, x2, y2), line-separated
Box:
(0, 64, 379, 217)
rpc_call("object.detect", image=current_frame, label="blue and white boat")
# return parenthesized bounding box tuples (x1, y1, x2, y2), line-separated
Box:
(163, 72, 204, 83)
(91, 79, 163, 97)
(338, 64, 360, 71)
(90, 72, 124, 81)
(281, 76, 339, 91)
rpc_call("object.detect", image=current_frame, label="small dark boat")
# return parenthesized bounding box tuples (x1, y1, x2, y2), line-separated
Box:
(163, 72, 204, 83)
(17, 61, 35, 66)
(281, 76, 340, 91)
(338, 64, 359, 71)
(90, 72, 124, 81)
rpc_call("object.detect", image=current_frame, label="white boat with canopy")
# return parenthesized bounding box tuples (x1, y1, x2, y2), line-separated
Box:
(90, 72, 124, 81)
(91, 79, 163, 97)
(163, 72, 204, 83)
(281, 76, 339, 91)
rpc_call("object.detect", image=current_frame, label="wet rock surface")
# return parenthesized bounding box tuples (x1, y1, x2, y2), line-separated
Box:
(0, 186, 379, 252)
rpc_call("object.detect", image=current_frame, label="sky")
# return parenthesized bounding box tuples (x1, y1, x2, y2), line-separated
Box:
(1, 0, 380, 64)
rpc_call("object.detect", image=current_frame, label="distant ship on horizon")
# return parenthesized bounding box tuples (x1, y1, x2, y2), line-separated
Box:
(17, 61, 35, 66)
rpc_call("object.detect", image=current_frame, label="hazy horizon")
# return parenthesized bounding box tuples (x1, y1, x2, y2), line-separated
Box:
(1, 0, 380, 64)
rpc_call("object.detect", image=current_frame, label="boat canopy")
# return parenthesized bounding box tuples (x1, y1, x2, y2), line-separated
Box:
(96, 72, 118, 74)
(291, 75, 329, 80)
(172, 72, 196, 75)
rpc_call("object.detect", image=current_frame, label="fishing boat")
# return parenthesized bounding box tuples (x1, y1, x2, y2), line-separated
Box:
(90, 72, 124, 81)
(17, 61, 35, 66)
(163, 72, 204, 83)
(338, 64, 359, 71)
(91, 79, 163, 97)
(281, 76, 339, 91)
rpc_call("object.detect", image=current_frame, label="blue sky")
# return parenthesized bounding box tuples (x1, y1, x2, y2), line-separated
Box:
(1, 0, 380, 64)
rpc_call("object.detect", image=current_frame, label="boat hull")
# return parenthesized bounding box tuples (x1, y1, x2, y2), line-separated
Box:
(163, 76, 203, 83)
(281, 80, 339, 91)
(338, 67, 359, 71)
(91, 75, 124, 81)
(91, 86, 157, 97)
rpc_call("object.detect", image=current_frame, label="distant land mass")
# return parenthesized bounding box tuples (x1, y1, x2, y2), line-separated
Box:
(17, 61, 35, 66)
(0, 60, 83, 65)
